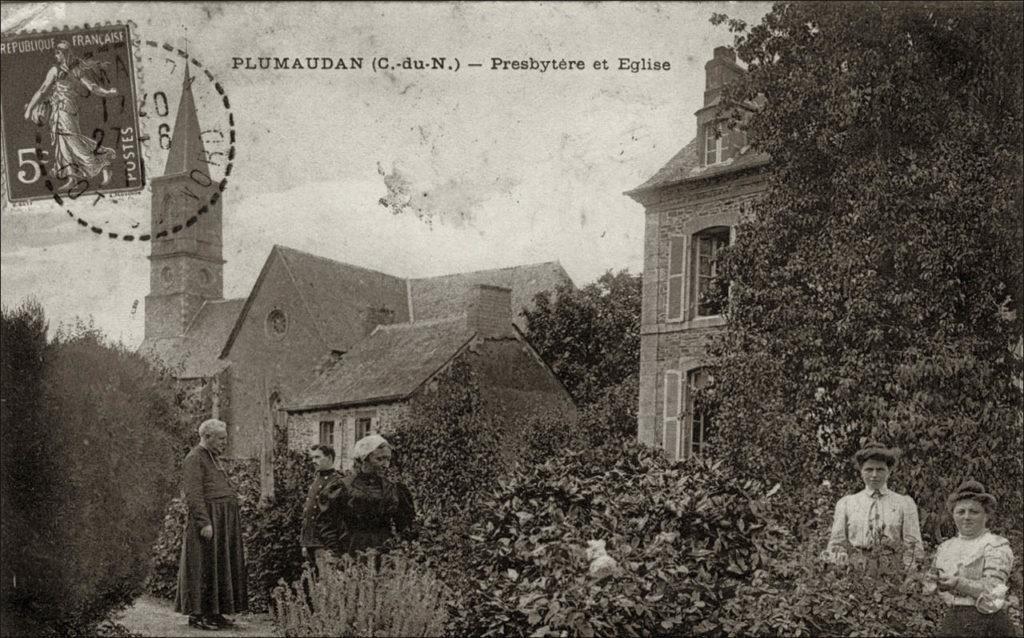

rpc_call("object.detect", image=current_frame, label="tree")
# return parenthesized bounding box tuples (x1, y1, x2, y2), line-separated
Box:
(1, 305, 182, 635)
(705, 3, 1024, 532)
(523, 270, 641, 407)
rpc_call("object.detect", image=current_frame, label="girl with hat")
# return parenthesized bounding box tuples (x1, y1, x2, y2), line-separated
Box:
(316, 434, 416, 558)
(925, 480, 1017, 637)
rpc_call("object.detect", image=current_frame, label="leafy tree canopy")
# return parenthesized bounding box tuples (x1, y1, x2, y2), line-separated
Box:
(705, 2, 1023, 532)
(523, 270, 641, 406)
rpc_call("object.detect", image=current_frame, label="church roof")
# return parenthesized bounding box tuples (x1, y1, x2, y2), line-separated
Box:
(220, 245, 411, 357)
(277, 246, 412, 349)
(409, 261, 571, 328)
(287, 315, 476, 411)
(139, 298, 245, 378)
(627, 135, 769, 195)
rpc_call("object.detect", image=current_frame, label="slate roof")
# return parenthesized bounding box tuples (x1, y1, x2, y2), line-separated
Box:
(139, 298, 245, 378)
(287, 315, 475, 411)
(409, 262, 571, 328)
(278, 246, 411, 348)
(628, 136, 769, 195)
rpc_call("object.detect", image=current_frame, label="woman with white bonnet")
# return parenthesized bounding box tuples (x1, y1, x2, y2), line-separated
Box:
(925, 480, 1018, 637)
(316, 434, 415, 557)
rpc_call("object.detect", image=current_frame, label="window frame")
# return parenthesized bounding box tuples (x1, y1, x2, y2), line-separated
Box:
(318, 420, 335, 447)
(354, 416, 372, 441)
(704, 123, 723, 166)
(691, 226, 731, 319)
(685, 368, 714, 459)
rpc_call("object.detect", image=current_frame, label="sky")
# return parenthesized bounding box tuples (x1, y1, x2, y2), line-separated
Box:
(0, 1, 771, 347)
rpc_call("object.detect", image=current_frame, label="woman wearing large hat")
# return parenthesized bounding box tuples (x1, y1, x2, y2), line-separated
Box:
(925, 480, 1017, 637)
(823, 441, 924, 565)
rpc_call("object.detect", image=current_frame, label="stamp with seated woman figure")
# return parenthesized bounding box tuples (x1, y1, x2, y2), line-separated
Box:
(1, 23, 144, 203)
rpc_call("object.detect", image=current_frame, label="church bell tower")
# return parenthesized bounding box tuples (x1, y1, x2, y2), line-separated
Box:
(144, 62, 225, 341)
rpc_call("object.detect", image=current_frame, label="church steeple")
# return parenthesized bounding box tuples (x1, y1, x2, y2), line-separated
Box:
(144, 59, 225, 343)
(162, 60, 210, 179)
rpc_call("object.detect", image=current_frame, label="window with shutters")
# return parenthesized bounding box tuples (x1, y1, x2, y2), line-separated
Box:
(667, 225, 733, 323)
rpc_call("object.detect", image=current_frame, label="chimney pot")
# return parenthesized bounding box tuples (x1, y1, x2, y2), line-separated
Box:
(713, 46, 736, 62)
(465, 284, 512, 338)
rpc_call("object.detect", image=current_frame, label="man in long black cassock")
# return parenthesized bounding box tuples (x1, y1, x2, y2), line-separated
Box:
(175, 418, 248, 631)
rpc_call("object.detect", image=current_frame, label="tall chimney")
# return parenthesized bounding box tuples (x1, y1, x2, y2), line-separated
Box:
(703, 46, 742, 106)
(465, 285, 513, 338)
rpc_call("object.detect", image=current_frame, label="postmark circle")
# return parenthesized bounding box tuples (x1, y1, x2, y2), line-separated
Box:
(15, 29, 236, 242)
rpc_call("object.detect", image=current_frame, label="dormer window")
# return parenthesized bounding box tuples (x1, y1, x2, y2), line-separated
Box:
(704, 123, 724, 165)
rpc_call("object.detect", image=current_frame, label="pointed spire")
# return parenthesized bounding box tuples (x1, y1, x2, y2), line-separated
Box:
(162, 57, 210, 179)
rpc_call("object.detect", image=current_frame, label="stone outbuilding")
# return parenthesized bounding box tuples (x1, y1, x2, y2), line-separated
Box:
(286, 284, 577, 469)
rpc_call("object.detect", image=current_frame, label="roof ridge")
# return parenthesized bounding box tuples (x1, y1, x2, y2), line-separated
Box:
(376, 314, 469, 332)
(409, 260, 562, 282)
(274, 244, 402, 280)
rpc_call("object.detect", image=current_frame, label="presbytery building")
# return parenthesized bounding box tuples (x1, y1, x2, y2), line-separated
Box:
(626, 46, 768, 461)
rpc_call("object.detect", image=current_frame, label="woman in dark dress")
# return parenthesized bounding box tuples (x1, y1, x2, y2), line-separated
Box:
(317, 434, 415, 559)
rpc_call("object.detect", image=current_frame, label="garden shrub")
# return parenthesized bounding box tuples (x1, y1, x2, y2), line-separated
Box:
(388, 438, 789, 637)
(242, 449, 312, 612)
(386, 359, 505, 527)
(272, 551, 450, 637)
(1, 306, 181, 636)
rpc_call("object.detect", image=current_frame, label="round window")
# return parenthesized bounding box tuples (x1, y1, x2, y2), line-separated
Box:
(266, 309, 288, 338)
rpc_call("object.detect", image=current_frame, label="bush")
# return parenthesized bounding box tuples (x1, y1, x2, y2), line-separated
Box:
(272, 552, 450, 637)
(720, 533, 945, 636)
(1, 306, 180, 636)
(146, 450, 312, 613)
(242, 449, 313, 612)
(388, 438, 788, 637)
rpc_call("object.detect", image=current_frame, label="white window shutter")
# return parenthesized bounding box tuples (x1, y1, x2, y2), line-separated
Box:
(663, 370, 681, 460)
(668, 236, 688, 321)
(664, 418, 680, 462)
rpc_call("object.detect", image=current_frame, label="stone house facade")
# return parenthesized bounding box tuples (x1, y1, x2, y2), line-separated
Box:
(139, 65, 575, 459)
(626, 46, 768, 461)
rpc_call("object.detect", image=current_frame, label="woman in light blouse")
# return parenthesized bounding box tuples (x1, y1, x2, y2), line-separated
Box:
(823, 442, 924, 565)
(926, 480, 1017, 637)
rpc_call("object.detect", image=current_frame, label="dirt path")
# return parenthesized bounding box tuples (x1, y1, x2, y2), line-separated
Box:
(115, 595, 278, 637)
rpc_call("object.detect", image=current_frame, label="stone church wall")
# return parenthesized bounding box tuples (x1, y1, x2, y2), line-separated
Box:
(223, 255, 341, 458)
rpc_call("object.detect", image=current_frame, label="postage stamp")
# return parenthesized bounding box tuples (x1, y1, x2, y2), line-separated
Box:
(0, 23, 144, 204)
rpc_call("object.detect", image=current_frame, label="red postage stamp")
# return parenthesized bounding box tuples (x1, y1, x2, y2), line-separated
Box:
(0, 23, 144, 204)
